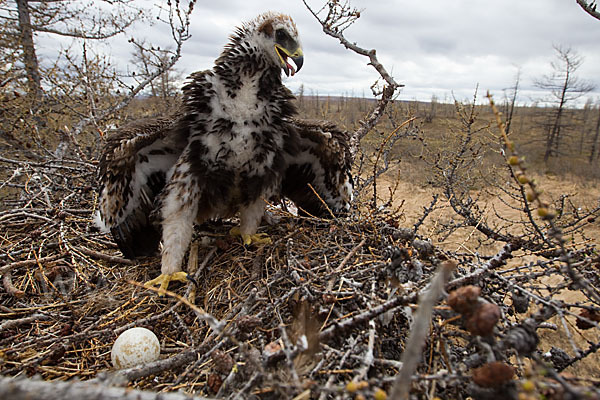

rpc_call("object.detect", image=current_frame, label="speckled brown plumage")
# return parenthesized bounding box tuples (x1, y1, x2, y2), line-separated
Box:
(96, 114, 187, 258)
(96, 115, 353, 258)
(96, 13, 308, 292)
(282, 118, 353, 216)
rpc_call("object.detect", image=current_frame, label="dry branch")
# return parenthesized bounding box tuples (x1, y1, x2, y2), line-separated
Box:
(576, 0, 600, 21)
(391, 261, 455, 399)
(106, 348, 199, 383)
(0, 375, 212, 400)
(302, 0, 404, 158)
(0, 253, 68, 275)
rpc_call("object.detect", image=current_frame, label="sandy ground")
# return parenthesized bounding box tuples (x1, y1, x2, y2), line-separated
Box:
(373, 171, 600, 378)
(374, 172, 600, 250)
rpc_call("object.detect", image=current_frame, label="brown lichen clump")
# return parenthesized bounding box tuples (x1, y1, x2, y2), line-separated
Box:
(465, 302, 501, 336)
(472, 361, 515, 388)
(447, 285, 481, 315)
(447, 285, 501, 337)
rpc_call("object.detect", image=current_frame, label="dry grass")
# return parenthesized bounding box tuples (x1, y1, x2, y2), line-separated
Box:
(298, 96, 600, 184)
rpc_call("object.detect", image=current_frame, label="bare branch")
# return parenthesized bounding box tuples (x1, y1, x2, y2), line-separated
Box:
(31, 20, 136, 40)
(390, 261, 456, 399)
(576, 0, 600, 20)
(0, 375, 212, 400)
(302, 0, 404, 158)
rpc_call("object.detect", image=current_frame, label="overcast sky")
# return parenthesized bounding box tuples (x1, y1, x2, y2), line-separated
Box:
(39, 0, 600, 105)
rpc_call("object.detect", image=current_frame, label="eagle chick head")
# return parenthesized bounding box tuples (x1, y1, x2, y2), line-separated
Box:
(243, 12, 304, 77)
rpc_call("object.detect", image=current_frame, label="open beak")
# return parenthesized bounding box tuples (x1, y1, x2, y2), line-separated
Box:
(275, 45, 304, 77)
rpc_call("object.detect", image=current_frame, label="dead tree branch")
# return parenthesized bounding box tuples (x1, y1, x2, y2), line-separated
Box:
(391, 261, 456, 399)
(0, 375, 212, 400)
(302, 0, 404, 158)
(576, 0, 600, 21)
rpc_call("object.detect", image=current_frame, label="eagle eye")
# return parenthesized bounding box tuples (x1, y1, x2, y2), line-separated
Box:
(275, 28, 288, 42)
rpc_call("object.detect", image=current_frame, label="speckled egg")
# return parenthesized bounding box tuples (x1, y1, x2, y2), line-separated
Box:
(111, 327, 160, 369)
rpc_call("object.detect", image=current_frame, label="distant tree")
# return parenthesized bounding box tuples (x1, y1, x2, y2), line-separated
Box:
(297, 83, 305, 107)
(502, 69, 520, 135)
(131, 41, 183, 102)
(534, 45, 595, 161)
(589, 103, 600, 163)
(359, 89, 367, 112)
(424, 93, 438, 123)
(578, 97, 594, 155)
(0, 0, 144, 98)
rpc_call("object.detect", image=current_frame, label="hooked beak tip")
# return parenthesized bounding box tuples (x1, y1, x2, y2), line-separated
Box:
(291, 54, 303, 73)
(276, 45, 303, 77)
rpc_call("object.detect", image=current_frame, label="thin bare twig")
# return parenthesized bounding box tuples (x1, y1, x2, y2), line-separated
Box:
(391, 261, 456, 399)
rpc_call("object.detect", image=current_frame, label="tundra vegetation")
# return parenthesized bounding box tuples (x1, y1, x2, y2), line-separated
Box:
(0, 1, 599, 399)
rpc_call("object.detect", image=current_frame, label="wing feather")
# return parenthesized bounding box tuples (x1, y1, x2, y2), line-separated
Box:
(96, 114, 186, 258)
(282, 118, 352, 216)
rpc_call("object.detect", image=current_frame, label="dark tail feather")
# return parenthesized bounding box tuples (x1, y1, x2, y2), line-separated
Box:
(282, 163, 330, 218)
(110, 171, 167, 259)
(111, 215, 161, 259)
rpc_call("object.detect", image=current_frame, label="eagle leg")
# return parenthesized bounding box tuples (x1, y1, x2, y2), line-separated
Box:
(150, 160, 201, 294)
(144, 271, 189, 295)
(230, 199, 271, 245)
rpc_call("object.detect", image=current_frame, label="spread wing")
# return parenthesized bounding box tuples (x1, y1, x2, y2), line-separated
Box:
(282, 118, 353, 216)
(96, 114, 187, 258)
(290, 118, 351, 170)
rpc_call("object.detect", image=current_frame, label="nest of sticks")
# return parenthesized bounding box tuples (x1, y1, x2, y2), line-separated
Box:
(1, 156, 600, 400)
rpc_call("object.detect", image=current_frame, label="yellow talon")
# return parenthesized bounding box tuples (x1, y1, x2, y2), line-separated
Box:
(144, 272, 188, 295)
(229, 227, 272, 245)
(246, 232, 272, 245)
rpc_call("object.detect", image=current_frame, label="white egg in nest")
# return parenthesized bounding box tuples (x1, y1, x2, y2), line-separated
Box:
(111, 327, 160, 369)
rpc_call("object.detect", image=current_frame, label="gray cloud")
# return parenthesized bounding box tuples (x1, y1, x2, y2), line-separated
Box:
(334, 0, 600, 103)
(35, 0, 600, 105)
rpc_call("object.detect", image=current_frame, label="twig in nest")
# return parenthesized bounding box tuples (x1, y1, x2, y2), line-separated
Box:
(102, 347, 200, 384)
(127, 280, 226, 335)
(2, 272, 25, 298)
(353, 279, 377, 381)
(0, 313, 51, 333)
(186, 245, 217, 303)
(0, 375, 212, 400)
(326, 237, 367, 291)
(0, 253, 67, 275)
(75, 246, 134, 265)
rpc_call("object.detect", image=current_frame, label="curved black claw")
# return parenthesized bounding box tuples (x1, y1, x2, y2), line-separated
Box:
(187, 275, 198, 286)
